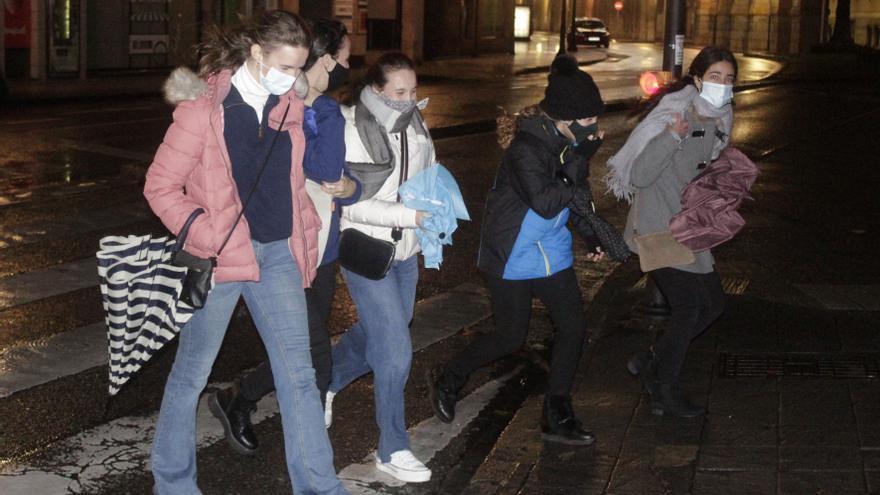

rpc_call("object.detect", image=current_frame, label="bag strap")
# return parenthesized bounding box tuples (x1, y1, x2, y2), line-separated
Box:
(391, 129, 410, 242)
(632, 191, 641, 236)
(215, 102, 291, 257)
(174, 208, 205, 253)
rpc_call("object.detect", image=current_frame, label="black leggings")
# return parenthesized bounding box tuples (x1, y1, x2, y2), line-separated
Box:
(651, 268, 725, 384)
(447, 268, 586, 397)
(240, 262, 336, 405)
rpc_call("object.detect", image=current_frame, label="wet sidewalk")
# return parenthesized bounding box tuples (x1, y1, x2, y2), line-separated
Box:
(454, 72, 880, 494)
(464, 260, 880, 495)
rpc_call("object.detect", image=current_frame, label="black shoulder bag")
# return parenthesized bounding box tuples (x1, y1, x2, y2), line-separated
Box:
(337, 129, 410, 280)
(172, 103, 291, 308)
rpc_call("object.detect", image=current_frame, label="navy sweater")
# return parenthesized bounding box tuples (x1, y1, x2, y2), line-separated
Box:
(224, 87, 293, 243)
(303, 95, 362, 265)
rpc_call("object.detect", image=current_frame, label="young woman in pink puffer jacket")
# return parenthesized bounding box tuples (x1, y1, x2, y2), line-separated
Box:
(143, 10, 348, 495)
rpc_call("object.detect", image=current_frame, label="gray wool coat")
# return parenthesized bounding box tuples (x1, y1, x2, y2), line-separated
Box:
(623, 112, 723, 274)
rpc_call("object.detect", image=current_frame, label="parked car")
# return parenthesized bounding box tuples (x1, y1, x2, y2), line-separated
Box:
(572, 17, 610, 48)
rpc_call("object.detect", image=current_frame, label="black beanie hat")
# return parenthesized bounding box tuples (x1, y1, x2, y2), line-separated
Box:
(539, 55, 604, 121)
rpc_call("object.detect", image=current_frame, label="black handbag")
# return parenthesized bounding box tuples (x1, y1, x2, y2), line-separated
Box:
(170, 103, 291, 308)
(171, 209, 215, 309)
(337, 228, 396, 280)
(338, 127, 410, 280)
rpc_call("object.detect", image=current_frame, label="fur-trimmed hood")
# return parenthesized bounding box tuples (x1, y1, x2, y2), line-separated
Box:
(163, 67, 209, 105)
(162, 66, 309, 105)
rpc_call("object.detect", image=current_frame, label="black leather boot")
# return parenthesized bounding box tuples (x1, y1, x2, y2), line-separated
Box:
(541, 395, 595, 446)
(208, 385, 259, 454)
(650, 384, 706, 418)
(426, 367, 461, 423)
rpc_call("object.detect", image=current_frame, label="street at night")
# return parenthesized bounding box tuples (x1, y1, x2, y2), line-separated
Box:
(1, 12, 880, 495)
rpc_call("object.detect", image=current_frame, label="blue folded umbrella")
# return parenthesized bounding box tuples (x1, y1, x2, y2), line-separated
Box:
(399, 164, 470, 269)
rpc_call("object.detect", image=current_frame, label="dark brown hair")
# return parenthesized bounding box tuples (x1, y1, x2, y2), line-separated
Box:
(634, 46, 738, 119)
(304, 18, 348, 71)
(197, 10, 311, 78)
(347, 51, 416, 104)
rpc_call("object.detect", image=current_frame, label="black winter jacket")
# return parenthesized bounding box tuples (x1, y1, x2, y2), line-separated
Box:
(477, 115, 598, 278)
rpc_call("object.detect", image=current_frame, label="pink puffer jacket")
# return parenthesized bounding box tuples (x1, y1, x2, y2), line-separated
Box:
(144, 68, 319, 287)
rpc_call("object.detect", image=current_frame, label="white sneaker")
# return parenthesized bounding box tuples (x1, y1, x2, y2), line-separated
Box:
(324, 390, 335, 428)
(375, 449, 432, 483)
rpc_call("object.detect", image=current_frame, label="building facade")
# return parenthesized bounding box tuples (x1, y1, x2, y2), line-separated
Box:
(3, 0, 876, 81)
(1, 0, 292, 80)
(2, 0, 515, 80)
(828, 0, 880, 47)
(521, 0, 877, 53)
(422, 0, 515, 59)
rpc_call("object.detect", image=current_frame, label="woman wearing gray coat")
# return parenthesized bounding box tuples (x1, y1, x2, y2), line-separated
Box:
(606, 46, 738, 418)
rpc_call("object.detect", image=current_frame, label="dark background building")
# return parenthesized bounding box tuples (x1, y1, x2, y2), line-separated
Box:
(2, 0, 876, 83)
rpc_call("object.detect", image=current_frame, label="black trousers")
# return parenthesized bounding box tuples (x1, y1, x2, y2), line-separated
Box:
(651, 268, 725, 385)
(447, 268, 586, 397)
(240, 262, 336, 405)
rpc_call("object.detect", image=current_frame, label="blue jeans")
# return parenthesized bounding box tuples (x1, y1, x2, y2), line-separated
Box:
(330, 256, 419, 463)
(151, 239, 347, 495)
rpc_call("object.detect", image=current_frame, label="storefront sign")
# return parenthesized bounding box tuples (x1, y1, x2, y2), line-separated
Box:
(129, 34, 170, 55)
(334, 0, 354, 17)
(4, 0, 31, 49)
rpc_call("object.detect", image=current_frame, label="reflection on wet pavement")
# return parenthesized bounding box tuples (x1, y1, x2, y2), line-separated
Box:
(0, 149, 130, 189)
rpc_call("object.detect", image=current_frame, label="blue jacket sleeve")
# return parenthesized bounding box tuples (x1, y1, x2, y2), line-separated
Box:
(303, 95, 347, 183)
(335, 169, 362, 207)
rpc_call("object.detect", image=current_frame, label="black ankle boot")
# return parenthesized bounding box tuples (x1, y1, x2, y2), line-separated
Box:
(208, 385, 259, 454)
(541, 395, 595, 446)
(650, 384, 706, 418)
(426, 368, 461, 423)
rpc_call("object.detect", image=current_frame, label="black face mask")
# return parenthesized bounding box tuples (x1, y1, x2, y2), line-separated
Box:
(568, 121, 599, 144)
(326, 62, 350, 93)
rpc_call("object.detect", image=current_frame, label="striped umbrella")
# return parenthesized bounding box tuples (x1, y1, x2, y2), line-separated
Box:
(97, 234, 195, 395)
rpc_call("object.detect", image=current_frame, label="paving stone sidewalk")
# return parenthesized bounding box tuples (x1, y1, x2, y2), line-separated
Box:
(461, 255, 880, 495)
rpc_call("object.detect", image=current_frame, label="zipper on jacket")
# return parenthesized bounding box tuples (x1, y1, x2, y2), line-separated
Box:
(210, 108, 240, 258)
(536, 241, 552, 276)
(554, 211, 565, 228)
(291, 136, 314, 284)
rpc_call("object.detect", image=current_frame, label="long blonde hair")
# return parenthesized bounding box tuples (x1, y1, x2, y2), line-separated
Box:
(197, 10, 311, 78)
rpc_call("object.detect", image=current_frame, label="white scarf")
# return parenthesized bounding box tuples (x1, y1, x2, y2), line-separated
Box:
(230, 64, 270, 123)
(605, 85, 733, 202)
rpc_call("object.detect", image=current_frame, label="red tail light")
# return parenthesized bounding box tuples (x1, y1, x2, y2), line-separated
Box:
(639, 71, 674, 96)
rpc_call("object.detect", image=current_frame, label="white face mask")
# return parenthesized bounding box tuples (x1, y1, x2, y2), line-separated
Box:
(259, 60, 298, 95)
(699, 81, 733, 108)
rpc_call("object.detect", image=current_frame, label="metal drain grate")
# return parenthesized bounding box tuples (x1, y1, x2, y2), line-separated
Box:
(718, 353, 880, 379)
